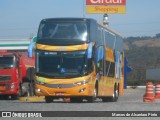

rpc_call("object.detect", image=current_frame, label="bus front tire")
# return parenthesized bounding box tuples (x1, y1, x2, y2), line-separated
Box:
(45, 96, 53, 103)
(87, 87, 97, 103)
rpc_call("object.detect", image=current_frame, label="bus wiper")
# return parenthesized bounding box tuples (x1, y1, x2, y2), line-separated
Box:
(78, 69, 87, 77)
(77, 72, 83, 77)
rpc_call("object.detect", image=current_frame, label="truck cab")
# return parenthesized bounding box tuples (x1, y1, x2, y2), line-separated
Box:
(0, 50, 35, 99)
(0, 51, 21, 98)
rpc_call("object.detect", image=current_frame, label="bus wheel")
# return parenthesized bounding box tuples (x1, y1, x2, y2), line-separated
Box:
(70, 97, 83, 103)
(102, 87, 119, 102)
(45, 96, 53, 103)
(111, 86, 119, 102)
(87, 87, 97, 103)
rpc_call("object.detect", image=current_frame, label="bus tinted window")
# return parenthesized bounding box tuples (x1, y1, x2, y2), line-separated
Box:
(38, 22, 87, 41)
(36, 50, 88, 78)
(106, 61, 115, 77)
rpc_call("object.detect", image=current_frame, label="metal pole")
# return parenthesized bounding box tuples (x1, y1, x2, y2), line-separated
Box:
(83, 0, 85, 18)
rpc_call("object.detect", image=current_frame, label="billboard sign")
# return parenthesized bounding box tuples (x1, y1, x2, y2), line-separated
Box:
(86, 0, 126, 5)
(86, 0, 126, 14)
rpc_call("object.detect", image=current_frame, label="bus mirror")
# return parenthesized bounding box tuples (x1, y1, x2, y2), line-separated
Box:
(28, 42, 35, 58)
(33, 36, 37, 42)
(87, 42, 92, 59)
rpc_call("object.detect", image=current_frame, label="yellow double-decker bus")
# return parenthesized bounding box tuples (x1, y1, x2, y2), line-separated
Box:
(34, 18, 124, 103)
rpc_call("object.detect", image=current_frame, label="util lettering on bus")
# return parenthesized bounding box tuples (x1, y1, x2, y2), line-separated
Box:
(86, 0, 126, 5)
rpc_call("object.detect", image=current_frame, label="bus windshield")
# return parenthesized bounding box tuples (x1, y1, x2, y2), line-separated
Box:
(0, 56, 14, 69)
(36, 50, 88, 78)
(38, 21, 88, 41)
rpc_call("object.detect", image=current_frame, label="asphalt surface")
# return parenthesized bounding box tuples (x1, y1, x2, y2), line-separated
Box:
(0, 88, 160, 120)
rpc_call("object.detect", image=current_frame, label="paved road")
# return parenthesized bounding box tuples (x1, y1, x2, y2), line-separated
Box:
(0, 88, 160, 120)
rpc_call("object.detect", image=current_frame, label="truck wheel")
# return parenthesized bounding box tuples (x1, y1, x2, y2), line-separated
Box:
(21, 83, 28, 96)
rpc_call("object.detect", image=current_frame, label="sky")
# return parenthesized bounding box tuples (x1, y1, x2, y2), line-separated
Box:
(0, 0, 160, 38)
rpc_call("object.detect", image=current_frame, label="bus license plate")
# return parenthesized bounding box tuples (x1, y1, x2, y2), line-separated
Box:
(55, 93, 64, 96)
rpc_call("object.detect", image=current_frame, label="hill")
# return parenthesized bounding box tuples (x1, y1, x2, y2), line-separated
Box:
(124, 35, 160, 85)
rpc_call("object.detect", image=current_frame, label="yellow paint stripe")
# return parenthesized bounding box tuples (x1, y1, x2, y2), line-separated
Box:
(36, 43, 89, 51)
(18, 96, 44, 102)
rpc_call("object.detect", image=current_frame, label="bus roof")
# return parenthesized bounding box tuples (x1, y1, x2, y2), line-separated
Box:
(41, 18, 122, 37)
(41, 18, 91, 22)
(97, 22, 122, 37)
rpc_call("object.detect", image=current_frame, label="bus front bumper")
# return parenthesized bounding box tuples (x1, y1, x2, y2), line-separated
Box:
(35, 83, 92, 97)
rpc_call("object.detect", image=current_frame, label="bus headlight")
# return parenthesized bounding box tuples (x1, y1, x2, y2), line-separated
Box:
(75, 80, 88, 86)
(74, 77, 91, 86)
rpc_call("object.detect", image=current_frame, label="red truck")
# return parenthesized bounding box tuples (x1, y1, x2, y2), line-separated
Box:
(0, 50, 35, 99)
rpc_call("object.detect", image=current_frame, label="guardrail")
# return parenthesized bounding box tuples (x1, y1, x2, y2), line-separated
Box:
(0, 39, 32, 50)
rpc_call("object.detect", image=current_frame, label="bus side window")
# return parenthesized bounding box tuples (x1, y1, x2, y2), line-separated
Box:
(98, 59, 104, 75)
(106, 61, 115, 77)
